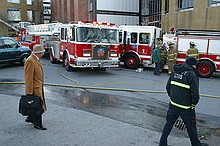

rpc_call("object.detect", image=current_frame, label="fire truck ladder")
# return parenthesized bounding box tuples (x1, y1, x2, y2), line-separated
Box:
(26, 22, 62, 36)
(176, 29, 220, 37)
(0, 18, 19, 32)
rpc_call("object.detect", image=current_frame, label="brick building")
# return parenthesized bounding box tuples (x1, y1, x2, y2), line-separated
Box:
(0, 0, 43, 36)
(51, 0, 88, 23)
(161, 0, 220, 33)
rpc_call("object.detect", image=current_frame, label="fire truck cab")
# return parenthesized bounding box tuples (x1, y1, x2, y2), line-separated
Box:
(118, 25, 162, 69)
(164, 29, 220, 78)
(50, 21, 120, 71)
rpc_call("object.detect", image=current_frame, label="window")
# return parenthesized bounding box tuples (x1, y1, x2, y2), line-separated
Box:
(178, 0, 194, 10)
(119, 32, 122, 43)
(141, 0, 161, 27)
(7, 0, 20, 3)
(139, 33, 151, 44)
(4, 38, 17, 48)
(89, 0, 93, 11)
(131, 33, 137, 43)
(165, 0, 169, 14)
(70, 28, 75, 41)
(60, 28, 67, 40)
(0, 39, 4, 49)
(208, 0, 220, 6)
(7, 8, 21, 21)
(100, 29, 118, 44)
(43, 3, 51, 14)
(27, 10, 33, 21)
(27, 0, 32, 5)
(0, 38, 18, 49)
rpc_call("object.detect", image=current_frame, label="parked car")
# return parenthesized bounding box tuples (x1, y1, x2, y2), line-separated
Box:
(0, 36, 31, 65)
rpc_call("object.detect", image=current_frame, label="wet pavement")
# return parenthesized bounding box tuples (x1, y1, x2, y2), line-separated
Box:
(0, 83, 220, 146)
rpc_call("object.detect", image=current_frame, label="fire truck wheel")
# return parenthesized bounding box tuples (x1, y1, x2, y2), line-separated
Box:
(64, 54, 72, 71)
(49, 49, 56, 64)
(197, 60, 214, 78)
(124, 54, 139, 69)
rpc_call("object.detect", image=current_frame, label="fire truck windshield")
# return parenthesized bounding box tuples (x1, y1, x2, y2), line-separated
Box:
(76, 27, 118, 44)
(77, 27, 100, 43)
(100, 29, 118, 44)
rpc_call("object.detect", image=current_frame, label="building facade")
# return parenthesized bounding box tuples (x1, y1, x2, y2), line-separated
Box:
(141, 0, 161, 27)
(88, 0, 140, 26)
(161, 0, 220, 33)
(88, 0, 162, 27)
(51, 0, 88, 23)
(0, 0, 43, 36)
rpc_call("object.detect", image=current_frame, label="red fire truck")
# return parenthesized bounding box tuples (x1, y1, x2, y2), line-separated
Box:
(118, 25, 162, 69)
(18, 21, 120, 71)
(164, 29, 220, 78)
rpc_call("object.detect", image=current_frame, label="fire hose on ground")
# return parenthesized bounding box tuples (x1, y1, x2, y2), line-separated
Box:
(0, 81, 220, 99)
(1, 62, 220, 99)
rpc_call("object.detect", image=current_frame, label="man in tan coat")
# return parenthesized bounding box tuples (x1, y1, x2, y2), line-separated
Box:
(24, 44, 47, 130)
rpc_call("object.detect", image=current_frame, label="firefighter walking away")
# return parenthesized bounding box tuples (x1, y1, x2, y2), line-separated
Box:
(159, 57, 208, 146)
(187, 41, 199, 62)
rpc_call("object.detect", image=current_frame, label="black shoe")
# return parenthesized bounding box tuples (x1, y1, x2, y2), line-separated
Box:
(154, 73, 160, 76)
(193, 143, 209, 146)
(34, 125, 47, 130)
(25, 118, 33, 123)
(199, 143, 208, 146)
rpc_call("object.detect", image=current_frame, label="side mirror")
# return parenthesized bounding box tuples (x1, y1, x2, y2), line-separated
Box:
(17, 42, 22, 47)
(66, 35, 70, 43)
(126, 32, 131, 45)
(67, 37, 70, 43)
(127, 38, 130, 45)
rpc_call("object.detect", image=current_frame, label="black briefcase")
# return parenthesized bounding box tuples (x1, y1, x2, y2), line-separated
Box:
(19, 95, 43, 116)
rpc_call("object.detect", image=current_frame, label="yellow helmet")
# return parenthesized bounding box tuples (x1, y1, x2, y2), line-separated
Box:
(157, 40, 163, 46)
(167, 42, 174, 46)
(189, 41, 195, 46)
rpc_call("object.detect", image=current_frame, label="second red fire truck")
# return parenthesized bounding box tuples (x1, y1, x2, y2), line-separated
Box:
(118, 25, 162, 69)
(163, 29, 220, 78)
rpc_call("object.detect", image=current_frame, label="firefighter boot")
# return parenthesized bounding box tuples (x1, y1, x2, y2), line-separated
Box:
(192, 143, 208, 146)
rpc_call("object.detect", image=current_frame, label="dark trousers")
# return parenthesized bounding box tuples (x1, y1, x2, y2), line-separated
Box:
(154, 62, 160, 75)
(159, 104, 201, 146)
(160, 59, 166, 72)
(27, 114, 43, 127)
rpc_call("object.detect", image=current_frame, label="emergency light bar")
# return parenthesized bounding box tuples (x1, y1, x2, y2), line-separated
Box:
(78, 20, 115, 26)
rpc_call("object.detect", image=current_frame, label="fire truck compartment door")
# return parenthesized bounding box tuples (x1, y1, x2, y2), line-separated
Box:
(178, 37, 208, 53)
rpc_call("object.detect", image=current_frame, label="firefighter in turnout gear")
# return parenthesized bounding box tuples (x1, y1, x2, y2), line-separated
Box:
(167, 42, 177, 75)
(187, 42, 199, 62)
(159, 57, 208, 146)
(159, 42, 167, 72)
